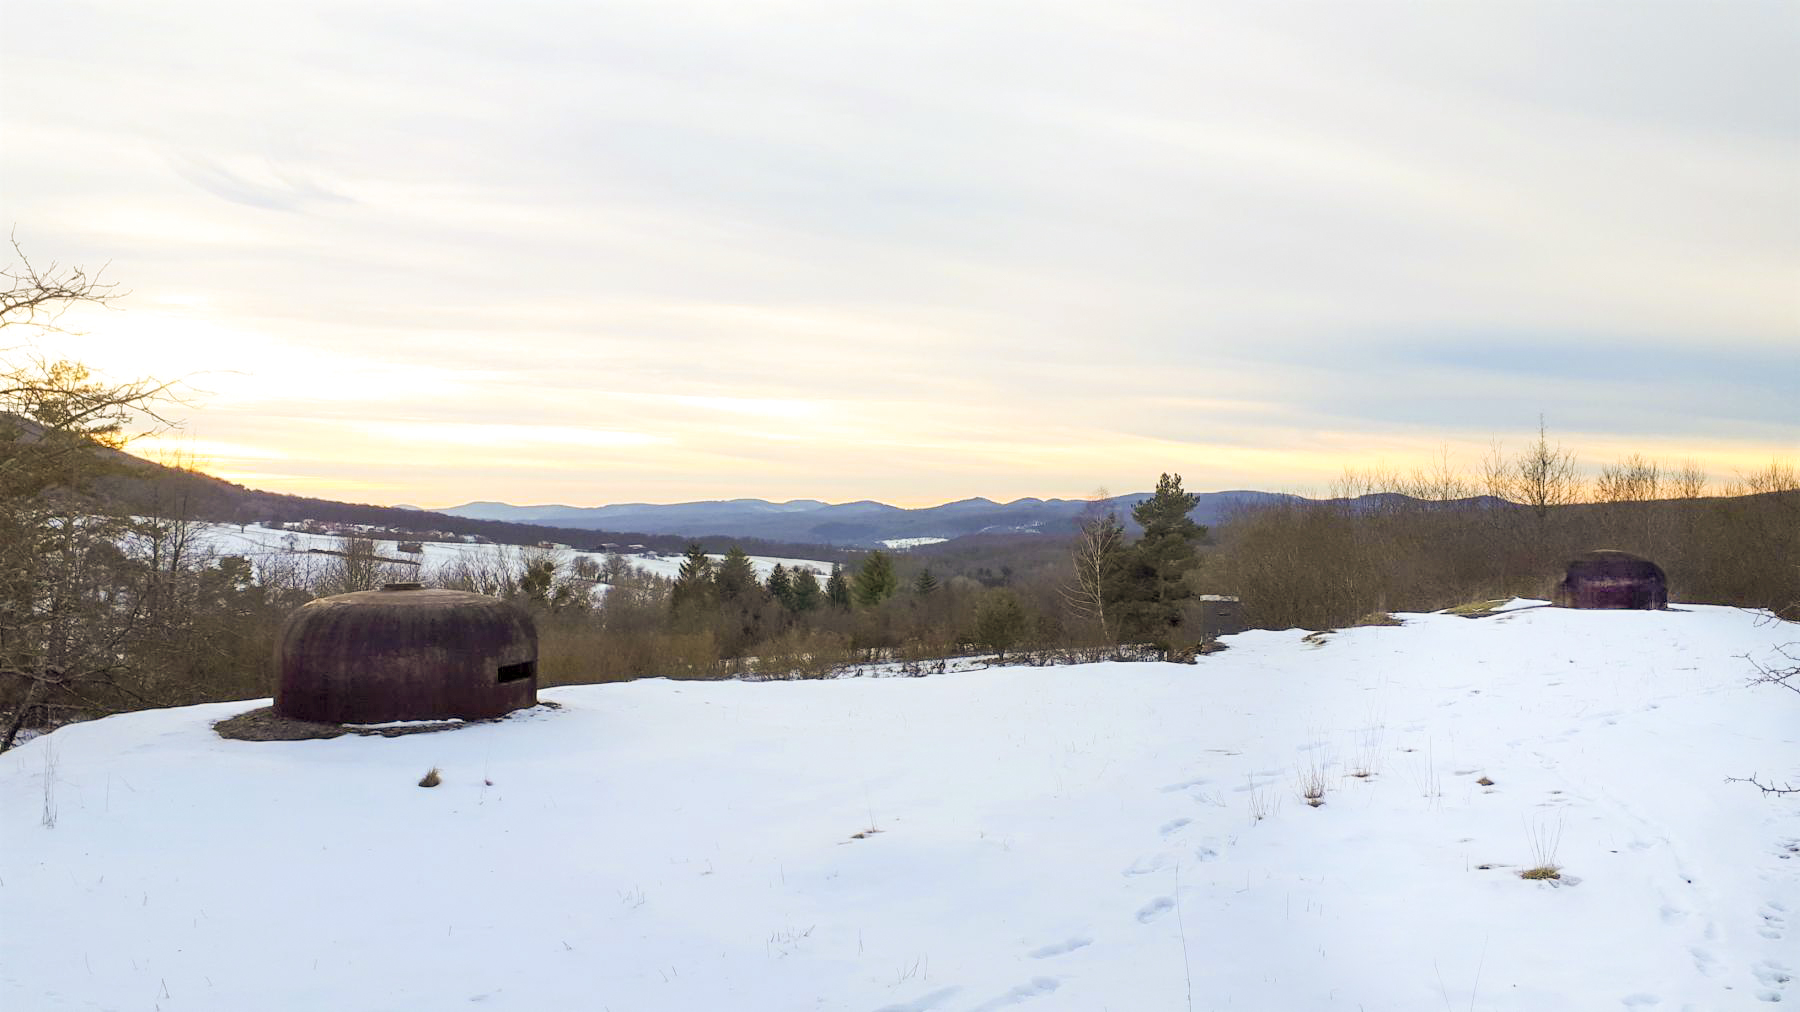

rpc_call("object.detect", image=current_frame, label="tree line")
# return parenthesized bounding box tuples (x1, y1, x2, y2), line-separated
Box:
(4, 246, 1795, 749)
(1208, 427, 1799, 630)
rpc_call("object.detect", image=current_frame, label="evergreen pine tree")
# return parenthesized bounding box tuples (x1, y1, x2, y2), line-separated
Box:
(715, 545, 759, 604)
(670, 542, 717, 615)
(852, 550, 899, 608)
(912, 567, 939, 596)
(1118, 472, 1205, 651)
(790, 567, 823, 611)
(973, 588, 1029, 659)
(825, 562, 852, 609)
(765, 563, 795, 610)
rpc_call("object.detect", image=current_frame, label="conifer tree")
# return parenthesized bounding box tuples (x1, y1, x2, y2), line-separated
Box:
(973, 588, 1029, 659)
(912, 567, 939, 596)
(790, 567, 823, 612)
(765, 563, 794, 610)
(1117, 472, 1205, 650)
(852, 550, 899, 608)
(825, 562, 852, 609)
(670, 542, 717, 615)
(715, 545, 759, 604)
(709, 544, 765, 657)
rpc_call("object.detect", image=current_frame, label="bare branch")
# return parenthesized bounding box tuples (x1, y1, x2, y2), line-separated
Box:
(1, 231, 127, 333)
(1725, 775, 1799, 796)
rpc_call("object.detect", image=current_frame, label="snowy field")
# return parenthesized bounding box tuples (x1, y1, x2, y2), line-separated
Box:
(3, 604, 1797, 1011)
(881, 537, 950, 550)
(182, 522, 834, 585)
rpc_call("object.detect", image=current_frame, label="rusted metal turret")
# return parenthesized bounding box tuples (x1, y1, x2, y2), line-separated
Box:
(1553, 550, 1668, 610)
(275, 584, 538, 723)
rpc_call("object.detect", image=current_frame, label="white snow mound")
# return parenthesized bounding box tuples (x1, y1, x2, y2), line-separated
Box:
(3, 604, 1797, 1010)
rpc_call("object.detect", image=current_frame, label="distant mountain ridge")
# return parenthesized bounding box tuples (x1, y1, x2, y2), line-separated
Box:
(436, 491, 1306, 547)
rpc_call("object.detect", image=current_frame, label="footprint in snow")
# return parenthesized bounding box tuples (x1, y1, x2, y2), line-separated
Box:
(1760, 904, 1787, 940)
(1122, 854, 1170, 877)
(966, 977, 1059, 1012)
(1160, 778, 1210, 793)
(1026, 937, 1091, 960)
(1135, 897, 1174, 923)
(1753, 958, 1791, 1002)
(869, 985, 962, 1012)
(1159, 818, 1191, 837)
(1621, 994, 1661, 1007)
(1232, 776, 1280, 793)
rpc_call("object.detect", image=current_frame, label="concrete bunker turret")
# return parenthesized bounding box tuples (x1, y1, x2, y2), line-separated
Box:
(275, 584, 538, 724)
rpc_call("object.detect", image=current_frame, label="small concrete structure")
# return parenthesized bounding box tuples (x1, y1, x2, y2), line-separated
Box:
(1553, 550, 1668, 611)
(1196, 594, 1248, 637)
(275, 584, 538, 724)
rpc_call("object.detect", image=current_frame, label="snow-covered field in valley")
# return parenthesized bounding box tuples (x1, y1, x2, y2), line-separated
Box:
(3, 604, 1797, 1011)
(182, 522, 834, 585)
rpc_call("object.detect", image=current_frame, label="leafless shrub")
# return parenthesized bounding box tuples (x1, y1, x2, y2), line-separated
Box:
(752, 628, 853, 679)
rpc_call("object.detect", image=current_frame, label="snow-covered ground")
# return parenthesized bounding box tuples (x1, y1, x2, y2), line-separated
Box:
(881, 537, 950, 550)
(182, 522, 833, 584)
(3, 604, 1797, 1011)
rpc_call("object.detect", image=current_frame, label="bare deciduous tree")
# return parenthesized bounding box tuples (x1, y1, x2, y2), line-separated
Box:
(314, 537, 407, 596)
(1671, 460, 1709, 499)
(2, 234, 124, 334)
(1726, 460, 1800, 497)
(1061, 492, 1125, 643)
(1483, 417, 1582, 520)
(1404, 446, 1474, 503)
(1, 242, 181, 751)
(1595, 453, 1664, 503)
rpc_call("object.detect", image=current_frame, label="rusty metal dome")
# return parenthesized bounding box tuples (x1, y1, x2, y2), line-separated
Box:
(1553, 550, 1668, 611)
(274, 584, 538, 724)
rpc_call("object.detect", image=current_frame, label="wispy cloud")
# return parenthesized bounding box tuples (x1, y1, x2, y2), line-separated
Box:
(171, 154, 353, 212)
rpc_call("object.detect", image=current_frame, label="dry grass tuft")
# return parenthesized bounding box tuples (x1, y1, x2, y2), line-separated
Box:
(1298, 762, 1328, 808)
(1519, 815, 1564, 880)
(418, 767, 442, 788)
(1444, 599, 1508, 619)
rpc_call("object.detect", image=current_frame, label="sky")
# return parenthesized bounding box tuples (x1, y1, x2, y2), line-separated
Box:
(2, 1, 1796, 508)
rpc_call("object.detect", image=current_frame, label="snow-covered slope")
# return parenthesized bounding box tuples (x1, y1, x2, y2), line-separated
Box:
(3, 605, 1796, 1010)
(182, 522, 832, 584)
